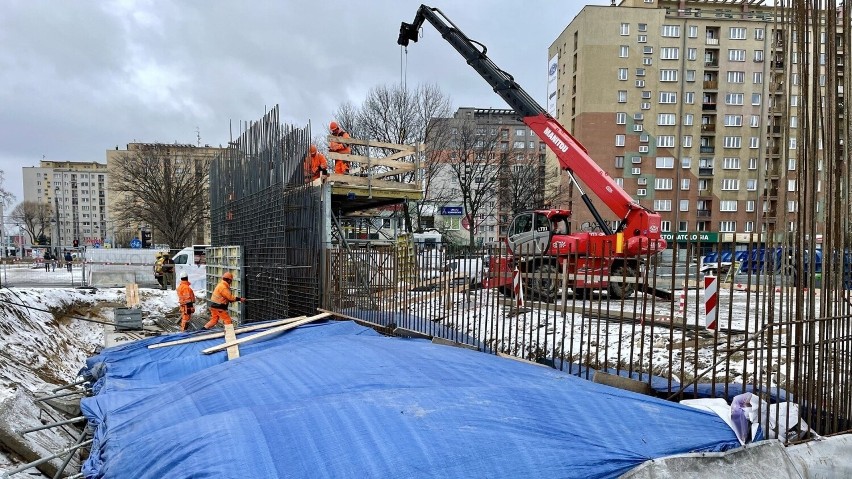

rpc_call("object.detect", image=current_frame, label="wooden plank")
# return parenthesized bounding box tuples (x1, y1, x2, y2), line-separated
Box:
(326, 174, 420, 190)
(315, 308, 390, 330)
(325, 136, 419, 152)
(147, 316, 307, 349)
(125, 284, 139, 308)
(201, 313, 331, 355)
(370, 168, 417, 180)
(326, 152, 419, 170)
(223, 323, 240, 360)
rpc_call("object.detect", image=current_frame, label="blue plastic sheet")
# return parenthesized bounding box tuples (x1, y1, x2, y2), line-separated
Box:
(80, 320, 740, 478)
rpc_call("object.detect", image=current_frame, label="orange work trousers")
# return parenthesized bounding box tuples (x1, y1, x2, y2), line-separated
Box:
(204, 308, 232, 329)
(180, 304, 194, 332)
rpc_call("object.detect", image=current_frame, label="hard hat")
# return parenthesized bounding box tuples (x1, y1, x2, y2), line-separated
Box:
(180, 272, 189, 280)
(310, 144, 317, 154)
(223, 272, 234, 281)
(329, 121, 339, 131)
(156, 252, 163, 258)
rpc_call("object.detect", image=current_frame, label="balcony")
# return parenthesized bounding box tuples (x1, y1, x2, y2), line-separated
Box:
(703, 80, 718, 90)
(700, 146, 715, 153)
(699, 167, 714, 176)
(772, 61, 785, 69)
(701, 124, 716, 133)
(704, 60, 719, 68)
(697, 189, 713, 198)
(697, 209, 712, 218)
(702, 102, 717, 111)
(770, 125, 782, 134)
(706, 38, 719, 46)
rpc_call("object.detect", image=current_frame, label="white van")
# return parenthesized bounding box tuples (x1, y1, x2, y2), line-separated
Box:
(172, 245, 209, 293)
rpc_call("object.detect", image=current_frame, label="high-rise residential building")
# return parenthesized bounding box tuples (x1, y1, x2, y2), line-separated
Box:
(22, 160, 109, 247)
(550, 0, 818, 251)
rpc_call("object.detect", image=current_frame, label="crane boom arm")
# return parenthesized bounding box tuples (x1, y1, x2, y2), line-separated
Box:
(399, 5, 663, 240)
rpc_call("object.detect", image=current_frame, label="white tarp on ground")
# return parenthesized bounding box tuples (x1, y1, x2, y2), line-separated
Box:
(622, 435, 852, 479)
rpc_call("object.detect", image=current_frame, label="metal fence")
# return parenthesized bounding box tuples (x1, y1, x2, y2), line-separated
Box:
(325, 238, 852, 439)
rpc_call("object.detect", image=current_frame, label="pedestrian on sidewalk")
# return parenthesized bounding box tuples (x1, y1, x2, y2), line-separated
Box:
(64, 250, 73, 272)
(176, 271, 196, 332)
(43, 251, 51, 272)
(204, 272, 245, 329)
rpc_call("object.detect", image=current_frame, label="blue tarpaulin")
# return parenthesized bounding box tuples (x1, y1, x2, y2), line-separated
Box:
(80, 320, 740, 478)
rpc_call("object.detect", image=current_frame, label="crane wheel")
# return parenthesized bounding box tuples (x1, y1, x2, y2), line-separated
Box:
(527, 263, 559, 302)
(608, 264, 637, 300)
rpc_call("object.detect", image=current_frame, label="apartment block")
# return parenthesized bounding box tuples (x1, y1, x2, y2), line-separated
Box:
(550, 0, 819, 249)
(22, 161, 108, 247)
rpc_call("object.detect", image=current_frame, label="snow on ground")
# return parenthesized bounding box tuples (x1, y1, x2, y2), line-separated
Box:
(0, 286, 180, 476)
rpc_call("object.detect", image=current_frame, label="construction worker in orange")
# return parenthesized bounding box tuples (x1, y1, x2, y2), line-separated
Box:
(328, 121, 351, 174)
(204, 271, 245, 329)
(176, 271, 196, 332)
(305, 144, 328, 182)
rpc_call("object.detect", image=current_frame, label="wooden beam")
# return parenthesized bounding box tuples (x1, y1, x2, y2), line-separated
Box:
(201, 313, 331, 355)
(325, 136, 420, 152)
(326, 151, 419, 169)
(223, 323, 240, 360)
(326, 173, 420, 191)
(147, 316, 307, 349)
(316, 308, 389, 330)
(125, 284, 139, 308)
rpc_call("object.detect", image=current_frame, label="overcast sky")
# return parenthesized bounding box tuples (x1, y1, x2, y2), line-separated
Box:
(0, 0, 607, 203)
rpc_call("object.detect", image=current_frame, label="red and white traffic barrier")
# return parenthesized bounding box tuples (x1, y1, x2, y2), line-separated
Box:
(676, 287, 686, 320)
(704, 275, 718, 330)
(512, 266, 525, 307)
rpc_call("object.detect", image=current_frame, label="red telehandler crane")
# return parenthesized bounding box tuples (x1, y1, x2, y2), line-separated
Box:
(398, 5, 668, 301)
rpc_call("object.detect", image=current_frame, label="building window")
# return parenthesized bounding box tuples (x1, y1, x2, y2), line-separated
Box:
(753, 72, 763, 84)
(660, 47, 679, 60)
(755, 28, 764, 40)
(724, 93, 744, 105)
(638, 23, 647, 32)
(513, 141, 525, 148)
(657, 136, 675, 148)
(660, 69, 678, 82)
(723, 136, 742, 148)
(654, 199, 672, 211)
(728, 49, 746, 61)
(744, 221, 754, 232)
(721, 179, 740, 190)
(723, 157, 740, 169)
(683, 114, 694, 126)
(679, 200, 690, 212)
(751, 93, 761, 105)
(656, 156, 675, 168)
(643, 46, 653, 54)
(687, 48, 697, 60)
(655, 178, 673, 190)
(638, 34, 647, 43)
(618, 90, 627, 102)
(657, 113, 676, 125)
(748, 157, 758, 170)
(661, 221, 672, 232)
(682, 136, 692, 148)
(729, 27, 747, 40)
(643, 57, 652, 65)
(618, 68, 628, 80)
(724, 114, 743, 126)
(615, 134, 626, 146)
(750, 115, 760, 127)
(681, 178, 691, 190)
(754, 50, 764, 62)
(615, 156, 624, 168)
(616, 112, 627, 124)
(688, 25, 698, 38)
(636, 68, 646, 77)
(685, 70, 696, 82)
(727, 71, 745, 83)
(788, 179, 797, 191)
(790, 116, 798, 128)
(720, 221, 736, 233)
(749, 137, 760, 148)
(659, 91, 677, 104)
(632, 156, 642, 164)
(620, 23, 630, 35)
(684, 92, 695, 104)
(720, 200, 738, 212)
(619, 45, 629, 57)
(791, 95, 798, 106)
(747, 179, 757, 190)
(641, 90, 652, 99)
(746, 200, 755, 212)
(661, 25, 681, 37)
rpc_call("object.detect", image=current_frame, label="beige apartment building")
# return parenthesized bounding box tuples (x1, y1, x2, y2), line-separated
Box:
(22, 161, 108, 247)
(550, 0, 818, 249)
(106, 143, 222, 247)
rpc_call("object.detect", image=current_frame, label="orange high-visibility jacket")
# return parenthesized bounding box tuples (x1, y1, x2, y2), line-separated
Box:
(305, 151, 328, 180)
(177, 280, 195, 305)
(210, 279, 237, 309)
(329, 130, 351, 155)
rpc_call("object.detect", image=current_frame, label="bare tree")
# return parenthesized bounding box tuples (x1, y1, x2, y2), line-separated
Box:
(501, 154, 567, 214)
(10, 201, 53, 245)
(109, 145, 211, 247)
(332, 83, 454, 232)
